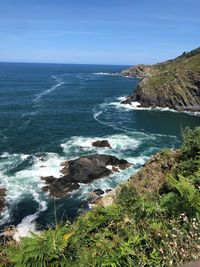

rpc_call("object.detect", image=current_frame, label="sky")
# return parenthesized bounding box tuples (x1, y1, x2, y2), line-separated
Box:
(0, 0, 200, 65)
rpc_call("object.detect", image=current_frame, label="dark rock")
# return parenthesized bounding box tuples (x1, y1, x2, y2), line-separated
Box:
(87, 189, 105, 205)
(42, 154, 132, 198)
(179, 105, 200, 112)
(112, 166, 120, 172)
(93, 189, 104, 196)
(121, 95, 134, 105)
(42, 179, 80, 198)
(92, 140, 111, 148)
(0, 187, 6, 213)
(105, 189, 112, 193)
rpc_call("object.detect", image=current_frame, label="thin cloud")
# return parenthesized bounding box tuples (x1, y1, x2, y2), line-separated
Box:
(0, 29, 98, 39)
(152, 15, 200, 23)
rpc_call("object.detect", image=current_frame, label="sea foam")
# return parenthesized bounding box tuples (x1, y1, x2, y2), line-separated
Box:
(33, 75, 65, 103)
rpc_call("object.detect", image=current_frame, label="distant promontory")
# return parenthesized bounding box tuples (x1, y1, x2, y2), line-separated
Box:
(121, 47, 200, 112)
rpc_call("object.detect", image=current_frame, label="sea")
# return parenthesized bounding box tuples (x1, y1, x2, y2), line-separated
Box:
(0, 62, 200, 238)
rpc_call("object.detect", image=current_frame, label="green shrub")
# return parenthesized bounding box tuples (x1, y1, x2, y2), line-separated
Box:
(5, 226, 73, 267)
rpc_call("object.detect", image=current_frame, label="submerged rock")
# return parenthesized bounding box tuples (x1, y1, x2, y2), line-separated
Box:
(42, 154, 132, 198)
(92, 140, 111, 148)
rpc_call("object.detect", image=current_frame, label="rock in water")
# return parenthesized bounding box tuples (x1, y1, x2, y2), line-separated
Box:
(0, 187, 6, 213)
(42, 154, 132, 198)
(92, 140, 111, 148)
(120, 95, 134, 105)
(93, 189, 105, 196)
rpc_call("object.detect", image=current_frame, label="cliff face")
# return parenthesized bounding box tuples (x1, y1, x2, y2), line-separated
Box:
(98, 149, 180, 207)
(122, 47, 200, 111)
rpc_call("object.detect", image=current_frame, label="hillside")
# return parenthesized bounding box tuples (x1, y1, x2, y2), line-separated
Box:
(1, 127, 199, 267)
(121, 47, 200, 111)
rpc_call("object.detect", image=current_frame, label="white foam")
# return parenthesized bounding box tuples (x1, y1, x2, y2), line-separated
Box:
(93, 72, 115, 76)
(114, 100, 177, 112)
(102, 96, 178, 113)
(0, 152, 65, 225)
(34, 153, 63, 178)
(61, 134, 141, 158)
(33, 75, 65, 103)
(0, 152, 10, 159)
(184, 111, 200, 116)
(106, 165, 113, 170)
(116, 96, 127, 101)
(12, 190, 49, 241)
(13, 213, 40, 242)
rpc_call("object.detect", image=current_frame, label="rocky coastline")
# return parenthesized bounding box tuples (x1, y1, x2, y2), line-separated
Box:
(121, 47, 200, 112)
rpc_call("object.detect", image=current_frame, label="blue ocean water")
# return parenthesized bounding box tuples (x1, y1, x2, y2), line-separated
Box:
(0, 62, 200, 236)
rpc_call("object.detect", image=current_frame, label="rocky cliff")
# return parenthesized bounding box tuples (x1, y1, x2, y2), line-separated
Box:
(121, 47, 200, 111)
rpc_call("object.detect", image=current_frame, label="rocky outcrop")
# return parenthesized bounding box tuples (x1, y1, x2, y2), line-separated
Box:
(127, 150, 180, 195)
(121, 64, 158, 78)
(92, 140, 111, 148)
(121, 47, 200, 111)
(42, 154, 132, 198)
(0, 187, 6, 213)
(98, 149, 180, 207)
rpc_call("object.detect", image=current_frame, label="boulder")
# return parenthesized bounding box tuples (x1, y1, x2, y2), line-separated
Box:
(92, 140, 111, 148)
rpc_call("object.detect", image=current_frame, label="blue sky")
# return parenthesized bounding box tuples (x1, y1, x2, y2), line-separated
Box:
(0, 0, 200, 65)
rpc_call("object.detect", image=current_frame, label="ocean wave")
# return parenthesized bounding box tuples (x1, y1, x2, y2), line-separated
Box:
(0, 152, 65, 226)
(61, 134, 142, 158)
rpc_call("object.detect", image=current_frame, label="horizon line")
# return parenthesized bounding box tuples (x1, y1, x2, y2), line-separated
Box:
(0, 61, 132, 67)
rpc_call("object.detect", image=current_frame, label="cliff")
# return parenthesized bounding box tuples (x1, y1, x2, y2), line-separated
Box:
(121, 47, 200, 111)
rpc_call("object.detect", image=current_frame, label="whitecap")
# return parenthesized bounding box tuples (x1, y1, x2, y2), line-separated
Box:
(61, 134, 142, 159)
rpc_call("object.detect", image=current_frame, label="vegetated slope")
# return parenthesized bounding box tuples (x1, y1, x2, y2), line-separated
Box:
(122, 47, 200, 111)
(1, 127, 200, 267)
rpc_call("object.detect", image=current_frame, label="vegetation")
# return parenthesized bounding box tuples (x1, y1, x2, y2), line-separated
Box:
(0, 127, 200, 267)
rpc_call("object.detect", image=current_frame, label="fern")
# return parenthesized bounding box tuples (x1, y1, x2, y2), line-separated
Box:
(167, 174, 200, 213)
(5, 226, 73, 267)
